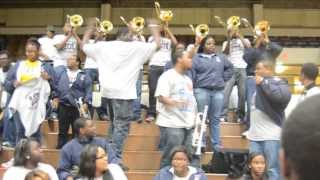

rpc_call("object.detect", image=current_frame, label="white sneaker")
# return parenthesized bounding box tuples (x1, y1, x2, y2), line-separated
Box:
(242, 130, 249, 138)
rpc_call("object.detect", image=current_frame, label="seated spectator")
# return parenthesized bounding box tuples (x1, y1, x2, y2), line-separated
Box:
(57, 118, 118, 180)
(240, 152, 268, 180)
(76, 144, 127, 180)
(281, 94, 320, 180)
(3, 138, 58, 180)
(154, 146, 207, 180)
(25, 169, 50, 180)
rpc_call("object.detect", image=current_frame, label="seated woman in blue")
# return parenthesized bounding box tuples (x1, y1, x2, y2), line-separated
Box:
(154, 146, 207, 180)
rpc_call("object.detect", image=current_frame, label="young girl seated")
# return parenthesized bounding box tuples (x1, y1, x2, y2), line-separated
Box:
(241, 152, 268, 180)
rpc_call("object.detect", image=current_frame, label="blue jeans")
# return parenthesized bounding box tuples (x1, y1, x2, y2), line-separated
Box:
(250, 140, 281, 180)
(245, 77, 256, 127)
(158, 126, 166, 151)
(132, 69, 143, 120)
(222, 68, 247, 120)
(14, 111, 41, 145)
(194, 88, 224, 151)
(107, 99, 133, 160)
(2, 109, 16, 145)
(84, 68, 108, 118)
(160, 127, 200, 168)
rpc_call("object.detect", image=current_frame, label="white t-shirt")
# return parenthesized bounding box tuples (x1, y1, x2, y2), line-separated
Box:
(285, 86, 320, 117)
(84, 40, 98, 69)
(83, 40, 157, 99)
(148, 36, 172, 66)
(53, 34, 78, 67)
(247, 93, 281, 141)
(3, 163, 58, 180)
(222, 38, 250, 69)
(170, 166, 197, 180)
(38, 36, 60, 62)
(67, 69, 80, 87)
(155, 69, 197, 128)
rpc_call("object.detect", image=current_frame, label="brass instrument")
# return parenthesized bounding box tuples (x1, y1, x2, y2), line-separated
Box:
(190, 24, 209, 38)
(227, 16, 241, 31)
(155, 1, 173, 22)
(132, 17, 145, 33)
(66, 14, 83, 28)
(76, 97, 91, 119)
(254, 20, 270, 37)
(192, 105, 209, 156)
(241, 18, 254, 32)
(214, 16, 227, 28)
(96, 18, 113, 34)
(120, 16, 145, 33)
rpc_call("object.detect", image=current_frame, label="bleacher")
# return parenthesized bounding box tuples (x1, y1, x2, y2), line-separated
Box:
(0, 64, 319, 179)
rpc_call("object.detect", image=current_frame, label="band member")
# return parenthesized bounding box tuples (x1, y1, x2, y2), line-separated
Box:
(146, 23, 177, 122)
(222, 29, 251, 122)
(0, 50, 15, 147)
(52, 54, 92, 149)
(82, 19, 160, 162)
(243, 27, 282, 130)
(4, 38, 54, 145)
(38, 25, 60, 65)
(155, 49, 198, 168)
(53, 22, 82, 67)
(247, 59, 291, 180)
(191, 35, 234, 152)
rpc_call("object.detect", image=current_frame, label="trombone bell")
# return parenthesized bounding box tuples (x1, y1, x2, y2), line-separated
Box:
(227, 16, 241, 30)
(67, 14, 83, 28)
(195, 24, 209, 38)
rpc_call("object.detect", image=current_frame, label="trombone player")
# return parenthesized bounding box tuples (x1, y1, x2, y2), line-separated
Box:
(221, 16, 251, 123)
(145, 14, 178, 123)
(53, 15, 83, 67)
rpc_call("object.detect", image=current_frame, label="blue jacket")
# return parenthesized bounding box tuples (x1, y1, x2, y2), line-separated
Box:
(243, 42, 283, 76)
(4, 60, 55, 95)
(191, 53, 234, 90)
(57, 137, 119, 180)
(255, 77, 291, 126)
(154, 166, 208, 180)
(53, 66, 92, 106)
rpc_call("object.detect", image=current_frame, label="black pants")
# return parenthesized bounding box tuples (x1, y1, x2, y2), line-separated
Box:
(57, 103, 79, 149)
(147, 65, 164, 117)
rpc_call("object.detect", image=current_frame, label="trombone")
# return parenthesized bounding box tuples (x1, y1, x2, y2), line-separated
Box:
(214, 15, 241, 31)
(154, 1, 173, 23)
(120, 16, 145, 34)
(76, 97, 91, 119)
(66, 14, 83, 28)
(96, 18, 113, 34)
(192, 105, 209, 156)
(189, 24, 209, 38)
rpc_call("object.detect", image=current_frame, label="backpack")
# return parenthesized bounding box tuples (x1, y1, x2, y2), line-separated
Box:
(203, 148, 249, 178)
